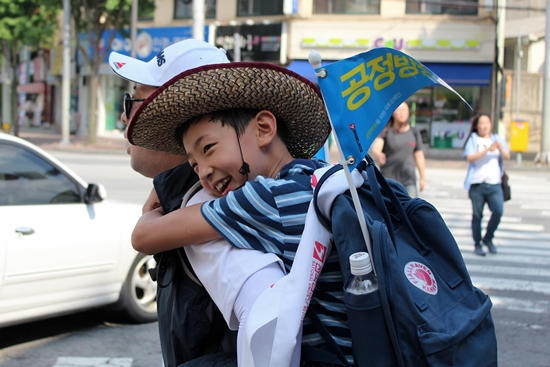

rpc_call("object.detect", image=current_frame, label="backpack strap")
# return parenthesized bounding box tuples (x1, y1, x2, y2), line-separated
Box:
(313, 164, 345, 229)
(361, 156, 428, 254)
(305, 306, 351, 367)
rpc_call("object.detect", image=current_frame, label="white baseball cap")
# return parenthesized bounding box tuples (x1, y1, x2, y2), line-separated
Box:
(109, 38, 230, 87)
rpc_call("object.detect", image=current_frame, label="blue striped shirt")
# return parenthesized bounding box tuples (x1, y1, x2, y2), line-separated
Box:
(201, 159, 353, 363)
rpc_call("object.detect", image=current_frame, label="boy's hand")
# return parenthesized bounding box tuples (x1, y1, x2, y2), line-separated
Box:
(143, 188, 161, 214)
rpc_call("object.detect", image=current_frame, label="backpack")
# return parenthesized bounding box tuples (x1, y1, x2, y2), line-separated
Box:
(309, 157, 498, 367)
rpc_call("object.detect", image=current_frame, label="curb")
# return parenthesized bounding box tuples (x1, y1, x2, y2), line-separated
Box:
(12, 126, 550, 171)
(16, 126, 128, 155)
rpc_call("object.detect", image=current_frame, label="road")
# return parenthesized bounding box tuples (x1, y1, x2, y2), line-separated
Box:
(422, 167, 550, 367)
(1, 152, 549, 366)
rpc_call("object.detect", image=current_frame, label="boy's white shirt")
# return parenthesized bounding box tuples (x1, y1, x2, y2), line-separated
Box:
(183, 188, 284, 330)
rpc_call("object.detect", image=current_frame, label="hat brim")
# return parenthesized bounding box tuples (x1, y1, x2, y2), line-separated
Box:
(129, 62, 331, 159)
(109, 52, 160, 86)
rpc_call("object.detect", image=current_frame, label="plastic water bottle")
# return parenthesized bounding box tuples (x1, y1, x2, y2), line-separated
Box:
(344, 252, 378, 295)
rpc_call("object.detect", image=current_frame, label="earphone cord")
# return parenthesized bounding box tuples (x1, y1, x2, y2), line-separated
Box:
(236, 129, 250, 180)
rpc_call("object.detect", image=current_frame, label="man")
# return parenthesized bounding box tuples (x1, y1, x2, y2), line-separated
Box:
(109, 39, 237, 367)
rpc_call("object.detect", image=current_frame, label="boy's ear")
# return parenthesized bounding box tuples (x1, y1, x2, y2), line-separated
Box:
(254, 110, 278, 147)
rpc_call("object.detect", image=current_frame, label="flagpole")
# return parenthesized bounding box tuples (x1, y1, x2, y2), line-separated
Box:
(309, 51, 375, 274)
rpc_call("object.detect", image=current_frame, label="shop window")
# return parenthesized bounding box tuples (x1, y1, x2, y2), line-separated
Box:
(409, 86, 480, 148)
(138, 0, 155, 21)
(175, 0, 216, 19)
(313, 0, 380, 14)
(237, 0, 283, 16)
(406, 0, 478, 15)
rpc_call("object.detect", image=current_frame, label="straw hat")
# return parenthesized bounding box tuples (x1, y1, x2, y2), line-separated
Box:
(128, 62, 331, 159)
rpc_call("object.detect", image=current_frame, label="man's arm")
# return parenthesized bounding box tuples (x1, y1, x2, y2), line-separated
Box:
(414, 149, 426, 192)
(132, 203, 221, 255)
(142, 187, 161, 213)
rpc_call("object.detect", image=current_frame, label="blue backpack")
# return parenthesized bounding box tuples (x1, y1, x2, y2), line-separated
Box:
(310, 157, 497, 367)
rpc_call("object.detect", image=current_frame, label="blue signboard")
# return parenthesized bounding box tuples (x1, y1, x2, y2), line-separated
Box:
(78, 26, 208, 65)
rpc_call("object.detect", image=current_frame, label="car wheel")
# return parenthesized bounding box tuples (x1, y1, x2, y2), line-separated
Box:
(119, 253, 158, 323)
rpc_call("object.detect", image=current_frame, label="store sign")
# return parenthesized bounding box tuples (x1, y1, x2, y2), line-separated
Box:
(215, 24, 282, 62)
(78, 26, 208, 65)
(431, 121, 471, 149)
(407, 39, 480, 50)
(301, 38, 480, 51)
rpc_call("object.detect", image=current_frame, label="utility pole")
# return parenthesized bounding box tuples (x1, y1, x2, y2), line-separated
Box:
(515, 28, 523, 165)
(192, 0, 205, 41)
(535, 0, 550, 165)
(130, 0, 138, 92)
(60, 0, 71, 146)
(495, 0, 506, 136)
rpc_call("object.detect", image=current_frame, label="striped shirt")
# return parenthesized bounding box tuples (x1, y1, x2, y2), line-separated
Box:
(201, 159, 354, 363)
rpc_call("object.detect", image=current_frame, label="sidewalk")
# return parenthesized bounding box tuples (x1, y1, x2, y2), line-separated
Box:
(13, 124, 550, 172)
(17, 124, 128, 155)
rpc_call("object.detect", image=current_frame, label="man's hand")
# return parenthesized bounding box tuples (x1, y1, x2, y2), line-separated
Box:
(143, 188, 162, 214)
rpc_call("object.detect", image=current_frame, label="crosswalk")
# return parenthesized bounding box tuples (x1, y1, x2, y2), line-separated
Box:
(422, 168, 550, 315)
(38, 167, 548, 367)
(53, 357, 133, 367)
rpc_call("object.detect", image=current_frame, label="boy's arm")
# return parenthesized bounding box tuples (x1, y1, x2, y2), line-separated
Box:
(132, 203, 221, 255)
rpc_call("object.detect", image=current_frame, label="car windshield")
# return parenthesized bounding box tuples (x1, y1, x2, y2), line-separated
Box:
(0, 143, 82, 205)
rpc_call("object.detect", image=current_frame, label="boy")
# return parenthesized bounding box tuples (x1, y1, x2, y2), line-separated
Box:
(129, 63, 351, 365)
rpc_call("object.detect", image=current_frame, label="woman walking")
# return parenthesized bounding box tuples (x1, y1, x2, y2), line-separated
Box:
(463, 113, 510, 256)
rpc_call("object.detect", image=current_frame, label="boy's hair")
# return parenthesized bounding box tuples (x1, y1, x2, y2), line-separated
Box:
(176, 108, 289, 153)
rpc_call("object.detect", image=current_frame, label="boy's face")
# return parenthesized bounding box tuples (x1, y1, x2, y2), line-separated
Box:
(183, 115, 264, 197)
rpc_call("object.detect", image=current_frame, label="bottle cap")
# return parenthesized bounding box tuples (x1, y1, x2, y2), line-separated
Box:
(349, 252, 373, 275)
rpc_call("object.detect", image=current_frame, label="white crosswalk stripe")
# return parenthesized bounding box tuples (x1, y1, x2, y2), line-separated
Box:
(422, 168, 550, 315)
(53, 357, 133, 367)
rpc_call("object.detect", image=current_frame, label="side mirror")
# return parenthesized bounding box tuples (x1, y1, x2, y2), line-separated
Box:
(85, 183, 107, 204)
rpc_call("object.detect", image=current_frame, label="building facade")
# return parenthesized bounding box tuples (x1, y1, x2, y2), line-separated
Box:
(75, 0, 500, 149)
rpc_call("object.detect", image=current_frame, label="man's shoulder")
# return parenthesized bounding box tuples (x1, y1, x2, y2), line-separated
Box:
(154, 161, 200, 213)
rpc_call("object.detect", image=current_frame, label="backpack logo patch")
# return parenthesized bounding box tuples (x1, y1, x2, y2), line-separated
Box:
(404, 261, 438, 295)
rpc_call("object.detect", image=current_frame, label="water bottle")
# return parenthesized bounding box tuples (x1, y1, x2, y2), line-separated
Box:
(344, 252, 378, 295)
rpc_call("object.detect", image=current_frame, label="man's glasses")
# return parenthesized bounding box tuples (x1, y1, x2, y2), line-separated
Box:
(124, 91, 146, 120)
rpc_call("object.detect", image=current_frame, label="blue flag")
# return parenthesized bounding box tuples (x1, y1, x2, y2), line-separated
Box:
(313, 47, 469, 170)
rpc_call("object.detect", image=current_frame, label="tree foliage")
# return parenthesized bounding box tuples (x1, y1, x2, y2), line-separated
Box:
(0, 0, 59, 51)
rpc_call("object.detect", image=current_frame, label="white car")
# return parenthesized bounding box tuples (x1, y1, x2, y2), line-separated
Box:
(0, 133, 157, 328)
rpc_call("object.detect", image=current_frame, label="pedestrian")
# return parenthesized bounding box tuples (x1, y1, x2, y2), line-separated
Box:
(127, 63, 351, 365)
(370, 101, 426, 197)
(109, 39, 239, 367)
(463, 113, 510, 256)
